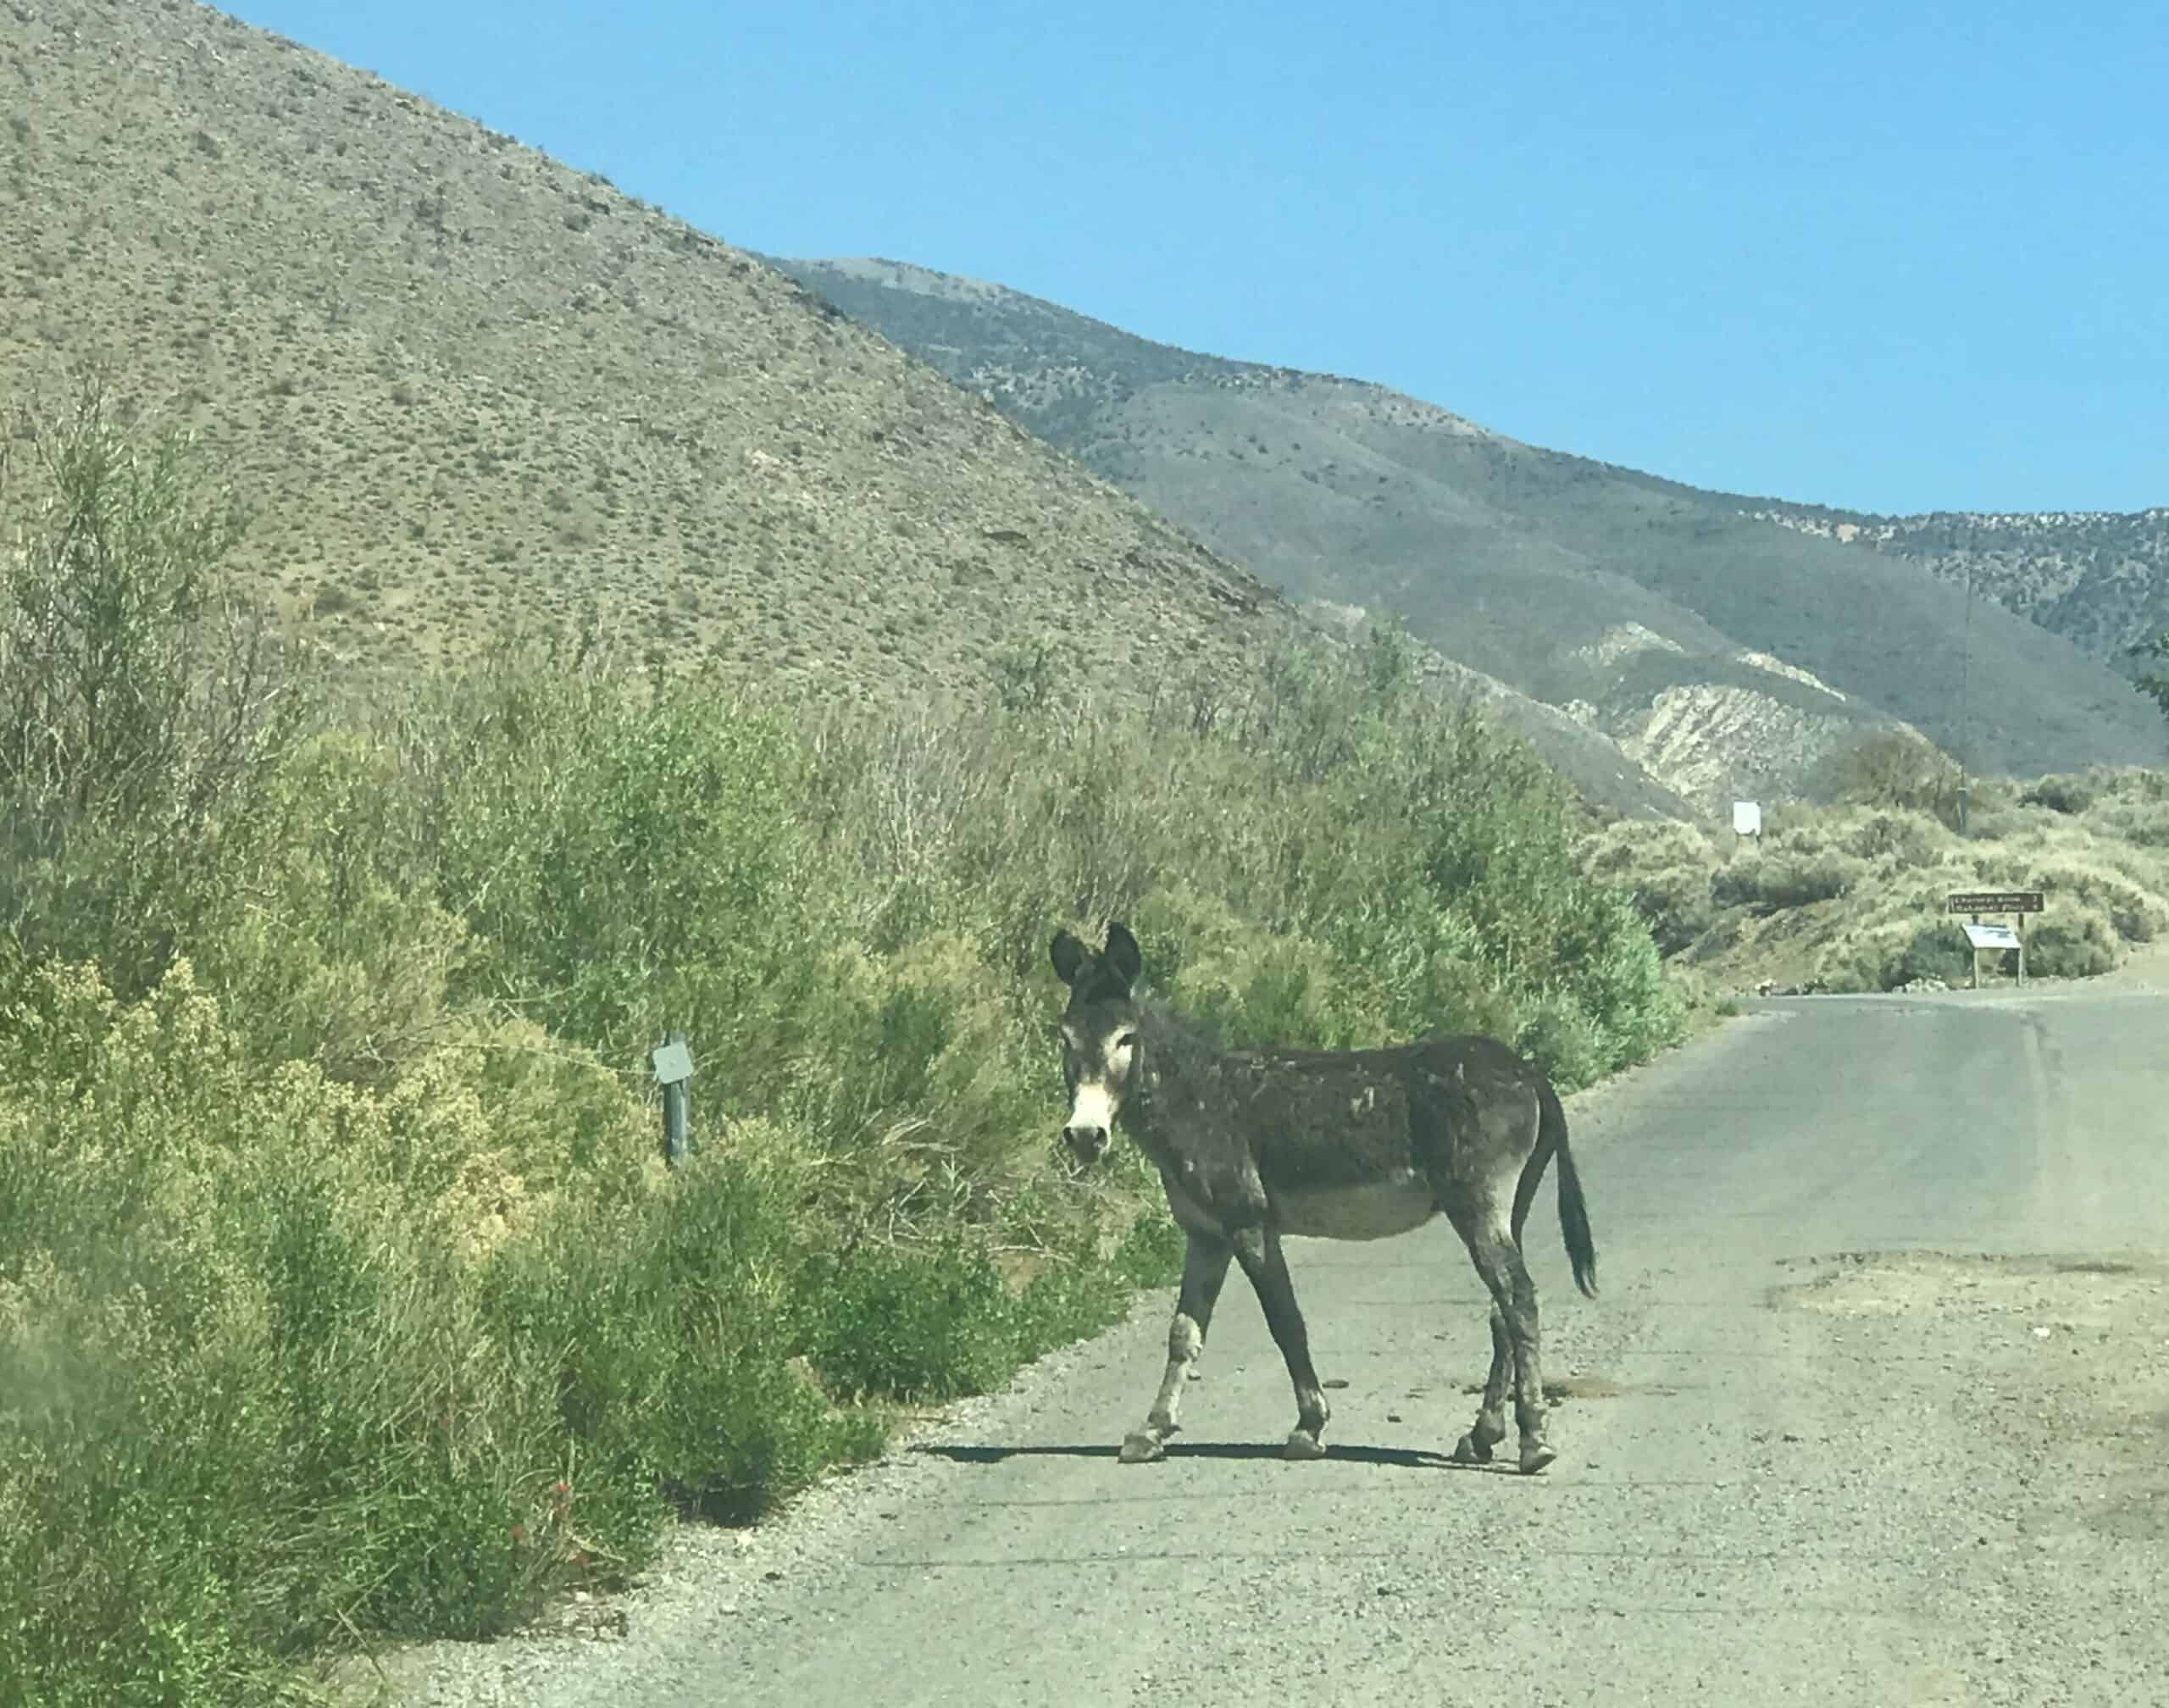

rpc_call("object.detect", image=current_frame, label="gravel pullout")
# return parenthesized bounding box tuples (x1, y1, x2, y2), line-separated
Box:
(347, 989, 2169, 1707)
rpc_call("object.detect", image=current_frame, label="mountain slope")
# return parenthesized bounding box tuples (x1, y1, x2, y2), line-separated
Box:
(766, 257, 2167, 803)
(0, 3, 1698, 819)
(1, 1, 1323, 710)
(1740, 501, 2169, 673)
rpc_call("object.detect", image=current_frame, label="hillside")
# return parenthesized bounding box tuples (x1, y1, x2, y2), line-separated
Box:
(765, 257, 2168, 809)
(0, 1, 1309, 706)
(1739, 501, 2169, 672)
(0, 0, 1698, 820)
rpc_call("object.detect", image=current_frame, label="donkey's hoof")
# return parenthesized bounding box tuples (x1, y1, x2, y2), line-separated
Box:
(1118, 1431, 1167, 1465)
(1452, 1431, 1495, 1465)
(1283, 1428, 1328, 1461)
(1517, 1442, 1557, 1476)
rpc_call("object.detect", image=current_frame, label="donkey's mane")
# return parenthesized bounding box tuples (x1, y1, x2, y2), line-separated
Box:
(1132, 989, 1240, 1059)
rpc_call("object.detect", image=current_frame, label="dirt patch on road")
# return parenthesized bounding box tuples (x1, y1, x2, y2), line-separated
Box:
(1454, 1373, 1681, 1402)
(1771, 1248, 2168, 1325)
(1772, 1249, 2169, 1549)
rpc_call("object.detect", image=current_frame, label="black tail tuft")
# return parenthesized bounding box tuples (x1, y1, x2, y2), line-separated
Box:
(1539, 1078, 1598, 1300)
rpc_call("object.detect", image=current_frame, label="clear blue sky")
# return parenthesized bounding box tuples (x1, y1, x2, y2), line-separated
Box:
(225, 0, 2166, 516)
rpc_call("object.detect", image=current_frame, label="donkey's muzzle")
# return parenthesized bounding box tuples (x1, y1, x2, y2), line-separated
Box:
(1062, 1123, 1111, 1163)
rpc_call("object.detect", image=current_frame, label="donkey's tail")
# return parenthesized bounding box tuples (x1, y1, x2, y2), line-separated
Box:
(1539, 1076, 1598, 1300)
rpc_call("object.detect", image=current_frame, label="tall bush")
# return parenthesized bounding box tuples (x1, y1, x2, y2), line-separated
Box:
(0, 412, 1689, 1705)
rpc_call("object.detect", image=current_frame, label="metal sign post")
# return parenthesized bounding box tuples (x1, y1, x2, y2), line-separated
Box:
(652, 1033, 694, 1166)
(1946, 891, 2044, 990)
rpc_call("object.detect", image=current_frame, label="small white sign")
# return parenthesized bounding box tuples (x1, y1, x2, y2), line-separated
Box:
(1962, 922, 2022, 951)
(1733, 801, 1762, 837)
(651, 1040, 695, 1084)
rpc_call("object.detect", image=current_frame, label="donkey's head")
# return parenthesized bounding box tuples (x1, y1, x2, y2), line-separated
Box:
(1049, 921, 1145, 1165)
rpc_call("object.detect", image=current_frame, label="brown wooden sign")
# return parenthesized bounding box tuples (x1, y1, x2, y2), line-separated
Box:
(1946, 891, 2044, 915)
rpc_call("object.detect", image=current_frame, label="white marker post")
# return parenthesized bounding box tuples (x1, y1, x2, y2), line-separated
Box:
(652, 1033, 694, 1166)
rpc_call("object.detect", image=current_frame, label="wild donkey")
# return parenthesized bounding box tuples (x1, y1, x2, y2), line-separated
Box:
(1051, 922, 1597, 1474)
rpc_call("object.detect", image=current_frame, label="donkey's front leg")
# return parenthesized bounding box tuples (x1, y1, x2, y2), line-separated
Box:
(1230, 1224, 1331, 1461)
(1121, 1229, 1233, 1464)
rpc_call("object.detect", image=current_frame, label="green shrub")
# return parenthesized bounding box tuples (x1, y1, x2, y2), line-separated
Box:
(478, 1134, 885, 1533)
(1711, 845, 1867, 911)
(400, 648, 816, 1068)
(799, 1242, 1023, 1404)
(0, 383, 316, 1006)
(1, 416, 1693, 1703)
(0, 964, 588, 1698)
(1841, 808, 1949, 868)
(2015, 860, 2166, 945)
(1889, 920, 1978, 988)
(2083, 796, 2169, 848)
(1806, 729, 1965, 822)
(1621, 861, 1717, 957)
(2024, 907, 2120, 979)
(2021, 773, 2096, 815)
(1574, 743, 2166, 1000)
(1109, 1205, 1188, 1288)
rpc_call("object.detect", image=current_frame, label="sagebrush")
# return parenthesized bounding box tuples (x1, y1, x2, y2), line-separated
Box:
(1580, 739, 2169, 993)
(0, 406, 1687, 1706)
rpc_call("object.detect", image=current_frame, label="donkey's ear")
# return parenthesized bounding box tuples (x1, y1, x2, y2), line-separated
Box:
(1050, 929, 1091, 986)
(1102, 922, 1143, 990)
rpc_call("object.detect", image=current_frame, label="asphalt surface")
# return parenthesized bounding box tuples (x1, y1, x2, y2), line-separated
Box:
(385, 984, 2169, 1708)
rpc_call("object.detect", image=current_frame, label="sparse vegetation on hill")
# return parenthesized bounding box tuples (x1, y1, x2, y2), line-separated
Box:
(770, 257, 2167, 805)
(1, 0, 1311, 713)
(1578, 729, 2169, 995)
(1748, 501, 2169, 681)
(0, 0, 1703, 821)
(0, 405, 1687, 1706)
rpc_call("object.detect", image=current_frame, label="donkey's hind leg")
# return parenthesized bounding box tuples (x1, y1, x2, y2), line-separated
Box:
(1452, 1306, 1513, 1465)
(1456, 1140, 1550, 1465)
(1120, 1229, 1233, 1464)
(1485, 1224, 1554, 1474)
(1451, 1201, 1554, 1474)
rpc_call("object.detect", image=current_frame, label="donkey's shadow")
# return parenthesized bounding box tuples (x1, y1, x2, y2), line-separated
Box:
(917, 1440, 1502, 1472)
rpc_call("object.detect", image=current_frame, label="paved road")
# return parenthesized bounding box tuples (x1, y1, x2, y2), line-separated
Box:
(396, 986, 2169, 1708)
